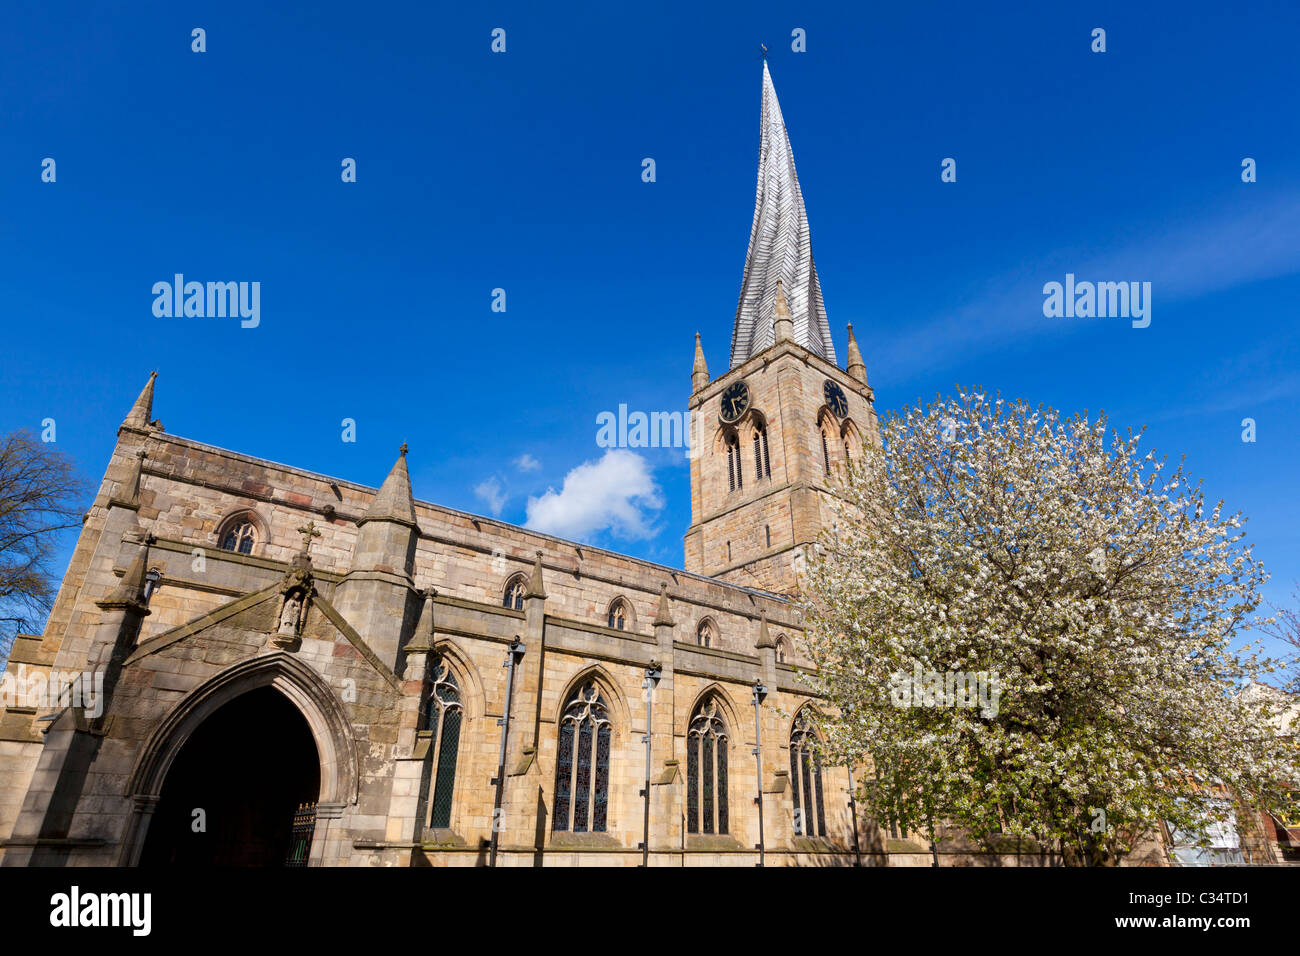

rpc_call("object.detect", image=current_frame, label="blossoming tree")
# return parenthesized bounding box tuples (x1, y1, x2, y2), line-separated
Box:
(799, 388, 1298, 865)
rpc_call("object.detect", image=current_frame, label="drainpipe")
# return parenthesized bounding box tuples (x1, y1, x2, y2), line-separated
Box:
(640, 661, 661, 867)
(489, 637, 525, 868)
(752, 680, 767, 867)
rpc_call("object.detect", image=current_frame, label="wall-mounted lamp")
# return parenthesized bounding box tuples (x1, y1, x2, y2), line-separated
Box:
(143, 568, 163, 604)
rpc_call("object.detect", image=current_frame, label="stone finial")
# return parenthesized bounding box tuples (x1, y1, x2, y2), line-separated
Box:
(525, 550, 547, 599)
(111, 449, 147, 509)
(420, 588, 437, 637)
(296, 520, 322, 554)
(120, 371, 157, 433)
(692, 333, 710, 392)
(755, 609, 776, 649)
(287, 520, 321, 573)
(405, 588, 438, 653)
(359, 448, 418, 528)
(653, 582, 675, 627)
(846, 323, 868, 385)
(100, 534, 156, 608)
(773, 280, 794, 344)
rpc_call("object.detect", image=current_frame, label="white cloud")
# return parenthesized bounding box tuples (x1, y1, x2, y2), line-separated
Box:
(524, 449, 663, 542)
(514, 453, 541, 472)
(473, 476, 507, 516)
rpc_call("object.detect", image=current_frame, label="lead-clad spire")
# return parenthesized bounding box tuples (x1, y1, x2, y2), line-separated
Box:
(730, 62, 837, 369)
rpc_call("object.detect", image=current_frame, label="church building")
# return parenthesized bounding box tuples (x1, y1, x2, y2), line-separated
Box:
(0, 65, 1064, 867)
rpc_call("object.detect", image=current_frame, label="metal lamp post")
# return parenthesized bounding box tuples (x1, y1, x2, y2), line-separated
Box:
(847, 766, 862, 867)
(489, 637, 525, 868)
(752, 679, 767, 867)
(640, 661, 661, 867)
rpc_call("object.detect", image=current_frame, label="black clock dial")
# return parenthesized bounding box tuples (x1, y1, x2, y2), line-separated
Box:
(824, 380, 849, 418)
(719, 381, 751, 423)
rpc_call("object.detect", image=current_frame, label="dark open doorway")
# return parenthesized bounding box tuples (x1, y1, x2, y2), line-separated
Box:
(140, 685, 321, 866)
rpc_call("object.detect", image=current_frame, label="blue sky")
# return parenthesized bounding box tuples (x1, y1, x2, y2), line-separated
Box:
(2, 1, 1298, 620)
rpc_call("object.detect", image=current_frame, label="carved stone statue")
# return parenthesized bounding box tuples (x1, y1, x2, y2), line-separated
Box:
(278, 592, 303, 636)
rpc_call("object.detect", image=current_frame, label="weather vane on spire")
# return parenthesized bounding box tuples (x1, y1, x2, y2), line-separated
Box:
(760, 43, 768, 59)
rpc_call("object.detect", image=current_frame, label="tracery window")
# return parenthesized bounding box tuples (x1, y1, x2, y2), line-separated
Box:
(775, 636, 787, 664)
(218, 515, 257, 555)
(697, 619, 715, 648)
(424, 659, 463, 830)
(503, 575, 527, 610)
(607, 599, 628, 631)
(553, 681, 612, 832)
(752, 423, 771, 479)
(686, 698, 729, 835)
(790, 712, 827, 838)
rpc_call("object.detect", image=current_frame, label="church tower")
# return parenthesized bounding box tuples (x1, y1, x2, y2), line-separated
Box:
(684, 62, 878, 596)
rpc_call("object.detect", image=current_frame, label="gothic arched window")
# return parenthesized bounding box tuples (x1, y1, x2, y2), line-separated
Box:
(821, 429, 832, 475)
(607, 599, 628, 631)
(218, 513, 258, 555)
(687, 698, 729, 835)
(775, 636, 787, 664)
(503, 575, 527, 611)
(726, 433, 743, 492)
(753, 423, 771, 479)
(424, 660, 463, 830)
(841, 422, 858, 467)
(553, 681, 612, 833)
(790, 712, 827, 838)
(697, 619, 715, 648)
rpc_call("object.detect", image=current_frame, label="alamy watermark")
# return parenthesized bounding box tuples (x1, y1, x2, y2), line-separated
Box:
(0, 665, 105, 718)
(596, 404, 705, 458)
(1043, 273, 1151, 328)
(152, 275, 260, 328)
(50, 886, 150, 936)
(889, 662, 1001, 718)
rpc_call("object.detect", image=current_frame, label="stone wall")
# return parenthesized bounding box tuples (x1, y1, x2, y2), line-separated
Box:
(0, 408, 1175, 868)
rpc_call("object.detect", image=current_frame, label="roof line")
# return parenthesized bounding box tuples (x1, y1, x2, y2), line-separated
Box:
(141, 430, 794, 607)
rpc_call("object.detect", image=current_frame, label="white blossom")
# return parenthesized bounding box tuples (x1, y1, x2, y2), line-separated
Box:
(798, 388, 1297, 864)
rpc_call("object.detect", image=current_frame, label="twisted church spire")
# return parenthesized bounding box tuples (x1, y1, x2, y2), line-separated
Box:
(730, 62, 837, 369)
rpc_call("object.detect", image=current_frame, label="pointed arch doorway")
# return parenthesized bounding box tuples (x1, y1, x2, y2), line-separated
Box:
(139, 685, 320, 866)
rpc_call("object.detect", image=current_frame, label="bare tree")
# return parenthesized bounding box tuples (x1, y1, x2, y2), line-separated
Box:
(0, 430, 88, 662)
(1263, 585, 1300, 693)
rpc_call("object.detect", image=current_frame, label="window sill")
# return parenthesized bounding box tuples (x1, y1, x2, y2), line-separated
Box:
(548, 831, 621, 849)
(685, 834, 744, 851)
(420, 828, 467, 848)
(886, 838, 928, 853)
(790, 835, 835, 852)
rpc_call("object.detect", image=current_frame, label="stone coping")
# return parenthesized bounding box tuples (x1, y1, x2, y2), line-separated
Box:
(5, 635, 53, 667)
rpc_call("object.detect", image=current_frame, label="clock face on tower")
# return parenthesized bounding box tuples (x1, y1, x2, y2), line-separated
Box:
(719, 381, 751, 423)
(823, 380, 849, 418)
